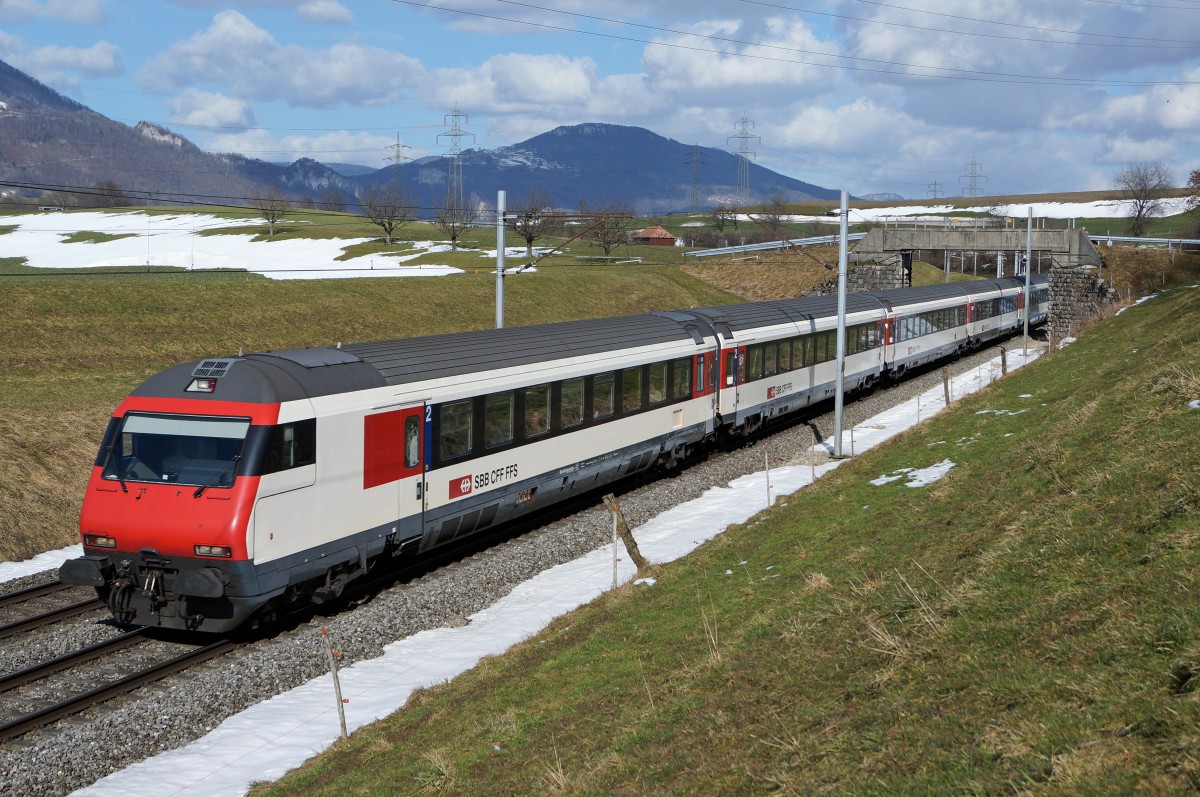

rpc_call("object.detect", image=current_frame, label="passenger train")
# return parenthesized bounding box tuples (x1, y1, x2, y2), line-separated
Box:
(60, 275, 1050, 632)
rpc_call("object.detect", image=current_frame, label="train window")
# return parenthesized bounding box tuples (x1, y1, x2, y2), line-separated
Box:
(779, 340, 792, 372)
(793, 339, 806, 368)
(648, 363, 667, 404)
(439, 400, 473, 460)
(484, 393, 514, 449)
(723, 351, 737, 387)
(748, 346, 763, 381)
(622, 368, 643, 412)
(593, 373, 615, 419)
(263, 419, 316, 475)
(561, 378, 585, 428)
(764, 343, 778, 377)
(673, 357, 692, 399)
(404, 416, 420, 468)
(524, 384, 551, 438)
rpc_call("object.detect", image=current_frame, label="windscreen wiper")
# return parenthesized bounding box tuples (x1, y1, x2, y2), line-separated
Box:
(193, 454, 241, 498)
(102, 436, 129, 494)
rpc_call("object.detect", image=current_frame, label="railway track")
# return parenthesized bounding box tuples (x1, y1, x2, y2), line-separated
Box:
(0, 633, 237, 743)
(0, 581, 103, 641)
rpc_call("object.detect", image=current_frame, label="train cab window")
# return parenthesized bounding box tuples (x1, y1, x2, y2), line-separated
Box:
(439, 400, 473, 460)
(593, 373, 615, 419)
(648, 363, 667, 404)
(561, 378, 585, 428)
(673, 357, 692, 399)
(404, 416, 420, 468)
(524, 384, 551, 438)
(484, 393, 514, 449)
(263, 419, 315, 475)
(622, 368, 643, 413)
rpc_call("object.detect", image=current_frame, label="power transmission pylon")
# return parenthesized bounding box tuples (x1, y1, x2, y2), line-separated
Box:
(928, 180, 943, 199)
(686, 144, 707, 212)
(437, 105, 474, 205)
(728, 116, 759, 205)
(386, 133, 411, 190)
(959, 158, 987, 198)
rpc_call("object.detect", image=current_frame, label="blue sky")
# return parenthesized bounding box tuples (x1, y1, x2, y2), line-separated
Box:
(2, 0, 1199, 199)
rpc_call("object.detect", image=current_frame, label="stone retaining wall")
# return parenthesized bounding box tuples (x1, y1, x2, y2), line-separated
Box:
(805, 261, 910, 296)
(1048, 266, 1113, 338)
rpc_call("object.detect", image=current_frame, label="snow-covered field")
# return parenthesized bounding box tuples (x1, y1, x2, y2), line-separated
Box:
(721, 197, 1195, 228)
(1, 211, 469, 280)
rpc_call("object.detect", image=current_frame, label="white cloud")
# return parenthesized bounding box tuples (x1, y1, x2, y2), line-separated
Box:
(167, 89, 256, 128)
(24, 40, 122, 75)
(137, 10, 424, 106)
(298, 0, 352, 24)
(0, 0, 105, 24)
(0, 37, 123, 92)
(206, 128, 396, 166)
(429, 53, 598, 110)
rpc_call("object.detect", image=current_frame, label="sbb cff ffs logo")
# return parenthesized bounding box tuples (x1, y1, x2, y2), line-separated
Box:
(449, 464, 519, 499)
(450, 476, 473, 499)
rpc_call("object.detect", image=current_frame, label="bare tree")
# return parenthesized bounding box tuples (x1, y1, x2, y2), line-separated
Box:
(251, 186, 291, 237)
(1114, 160, 1174, 237)
(89, 180, 132, 208)
(434, 197, 479, 250)
(708, 202, 739, 234)
(360, 185, 416, 245)
(505, 187, 551, 258)
(750, 192, 789, 240)
(1186, 169, 1200, 211)
(580, 201, 633, 256)
(320, 188, 346, 213)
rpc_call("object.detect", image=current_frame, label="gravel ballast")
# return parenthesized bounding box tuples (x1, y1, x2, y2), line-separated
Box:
(0, 342, 1041, 796)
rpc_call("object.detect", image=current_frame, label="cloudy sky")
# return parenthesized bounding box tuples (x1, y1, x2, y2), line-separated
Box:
(2, 0, 1198, 199)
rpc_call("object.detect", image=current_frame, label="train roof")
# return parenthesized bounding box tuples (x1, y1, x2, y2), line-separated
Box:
(128, 276, 1049, 406)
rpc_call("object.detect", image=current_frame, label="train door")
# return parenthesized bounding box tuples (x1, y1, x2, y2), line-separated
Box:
(362, 403, 425, 541)
(719, 344, 746, 418)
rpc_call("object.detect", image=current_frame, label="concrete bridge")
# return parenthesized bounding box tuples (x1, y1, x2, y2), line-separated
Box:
(849, 227, 1103, 269)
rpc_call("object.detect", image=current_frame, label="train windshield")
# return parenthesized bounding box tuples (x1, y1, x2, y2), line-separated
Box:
(101, 413, 251, 488)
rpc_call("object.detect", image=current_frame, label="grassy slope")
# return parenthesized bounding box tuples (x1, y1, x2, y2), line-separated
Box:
(252, 287, 1200, 796)
(0, 267, 738, 562)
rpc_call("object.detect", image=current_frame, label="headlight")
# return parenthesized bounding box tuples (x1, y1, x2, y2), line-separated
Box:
(84, 534, 117, 548)
(194, 544, 232, 558)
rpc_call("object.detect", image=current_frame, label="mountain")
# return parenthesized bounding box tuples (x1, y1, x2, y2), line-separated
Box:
(0, 60, 290, 206)
(0, 58, 835, 213)
(366, 123, 838, 213)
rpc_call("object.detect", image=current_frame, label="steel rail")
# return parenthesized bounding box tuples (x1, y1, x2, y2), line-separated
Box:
(0, 630, 145, 693)
(0, 638, 237, 742)
(0, 599, 103, 641)
(0, 580, 73, 611)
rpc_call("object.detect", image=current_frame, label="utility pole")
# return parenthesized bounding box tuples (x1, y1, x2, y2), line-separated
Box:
(438, 105, 474, 206)
(927, 180, 943, 199)
(833, 189, 849, 458)
(728, 116, 759, 206)
(686, 144, 707, 213)
(959, 158, 987, 198)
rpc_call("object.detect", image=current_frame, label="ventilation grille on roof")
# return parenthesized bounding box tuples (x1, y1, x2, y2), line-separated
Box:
(192, 359, 237, 379)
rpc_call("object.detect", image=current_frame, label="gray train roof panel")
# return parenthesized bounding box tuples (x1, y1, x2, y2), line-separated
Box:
(341, 313, 701, 386)
(129, 276, 1048, 405)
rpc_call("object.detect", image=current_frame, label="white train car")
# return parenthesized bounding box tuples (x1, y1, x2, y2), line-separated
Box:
(61, 276, 1048, 632)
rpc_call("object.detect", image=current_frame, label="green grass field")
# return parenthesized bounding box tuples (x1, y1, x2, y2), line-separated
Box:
(250, 283, 1200, 796)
